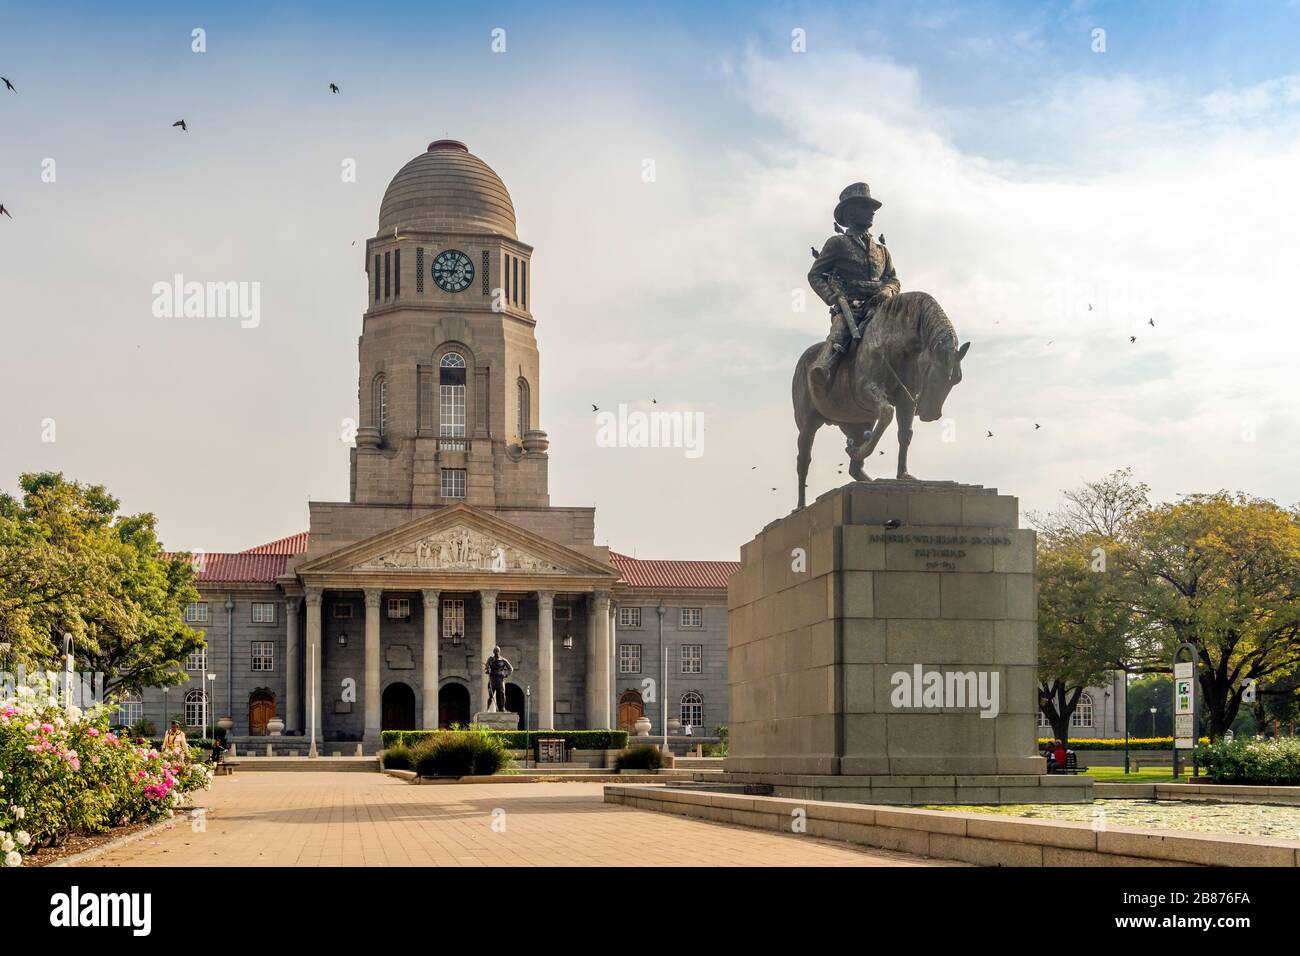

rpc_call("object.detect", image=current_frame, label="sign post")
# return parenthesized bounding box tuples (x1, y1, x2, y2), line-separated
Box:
(1172, 642, 1198, 780)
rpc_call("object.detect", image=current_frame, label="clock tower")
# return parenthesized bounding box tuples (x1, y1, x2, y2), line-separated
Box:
(351, 140, 549, 510)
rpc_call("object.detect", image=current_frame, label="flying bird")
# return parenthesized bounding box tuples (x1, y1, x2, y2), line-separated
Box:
(0, 204, 11, 219)
(329, 83, 340, 94)
(591, 404, 599, 412)
(172, 119, 187, 131)
(651, 398, 657, 404)
(1148, 318, 1155, 327)
(986, 430, 994, 438)
(1130, 336, 1137, 343)
(1087, 303, 1093, 311)
(1034, 423, 1041, 430)
(750, 466, 756, 470)
(1, 77, 15, 92)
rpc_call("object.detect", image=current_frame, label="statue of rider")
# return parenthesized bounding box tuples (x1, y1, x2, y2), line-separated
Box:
(807, 182, 900, 391)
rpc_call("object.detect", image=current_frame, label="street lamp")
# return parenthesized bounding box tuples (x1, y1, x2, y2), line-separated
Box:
(62, 633, 75, 716)
(206, 673, 217, 740)
(452, 628, 463, 648)
(562, 631, 573, 651)
(1149, 706, 1157, 737)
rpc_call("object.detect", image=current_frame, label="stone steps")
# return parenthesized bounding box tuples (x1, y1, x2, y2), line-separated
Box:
(226, 757, 379, 772)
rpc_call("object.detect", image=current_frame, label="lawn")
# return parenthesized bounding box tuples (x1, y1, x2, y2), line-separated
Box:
(1074, 765, 1195, 782)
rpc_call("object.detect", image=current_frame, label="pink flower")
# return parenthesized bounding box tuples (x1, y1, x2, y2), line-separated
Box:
(87, 728, 99, 737)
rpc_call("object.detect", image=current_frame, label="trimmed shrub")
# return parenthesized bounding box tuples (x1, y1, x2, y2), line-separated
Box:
(615, 744, 666, 771)
(382, 745, 413, 771)
(382, 729, 628, 751)
(412, 730, 513, 777)
(1197, 736, 1300, 785)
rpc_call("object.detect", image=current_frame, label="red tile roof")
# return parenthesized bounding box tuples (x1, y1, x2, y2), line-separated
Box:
(608, 552, 738, 590)
(241, 531, 310, 555)
(192, 552, 291, 584)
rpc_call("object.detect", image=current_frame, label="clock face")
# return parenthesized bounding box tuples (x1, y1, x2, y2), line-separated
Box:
(432, 249, 474, 293)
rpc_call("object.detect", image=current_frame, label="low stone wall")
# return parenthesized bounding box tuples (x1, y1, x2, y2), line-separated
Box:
(710, 770, 1092, 805)
(604, 784, 1300, 866)
(1156, 782, 1300, 806)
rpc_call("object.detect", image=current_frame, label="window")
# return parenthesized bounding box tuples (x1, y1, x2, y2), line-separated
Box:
(184, 602, 209, 624)
(384, 251, 391, 298)
(115, 690, 143, 727)
(680, 692, 703, 730)
(679, 607, 703, 628)
(504, 254, 512, 302)
(387, 598, 410, 619)
(497, 599, 519, 620)
(441, 468, 466, 499)
(619, 644, 642, 674)
(618, 606, 642, 628)
(374, 254, 380, 300)
(333, 603, 353, 619)
(442, 599, 465, 640)
(373, 375, 388, 435)
(185, 690, 207, 728)
(554, 606, 571, 622)
(186, 648, 206, 672)
(681, 644, 703, 674)
(439, 352, 467, 437)
(1072, 693, 1095, 728)
(251, 641, 274, 672)
(251, 602, 276, 624)
(394, 248, 400, 297)
(512, 257, 519, 304)
(1038, 709, 1051, 728)
(416, 247, 424, 294)
(516, 378, 530, 438)
(481, 250, 489, 294)
(521, 260, 527, 310)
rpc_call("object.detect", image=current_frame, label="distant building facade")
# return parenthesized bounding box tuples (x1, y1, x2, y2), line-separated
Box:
(130, 141, 737, 751)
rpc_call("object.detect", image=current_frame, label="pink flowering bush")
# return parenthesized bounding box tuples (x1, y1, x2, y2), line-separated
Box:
(0, 690, 210, 866)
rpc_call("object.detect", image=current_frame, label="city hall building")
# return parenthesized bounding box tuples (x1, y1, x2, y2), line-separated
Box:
(124, 141, 736, 751)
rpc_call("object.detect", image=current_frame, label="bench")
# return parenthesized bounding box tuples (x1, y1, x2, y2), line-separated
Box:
(1047, 751, 1087, 774)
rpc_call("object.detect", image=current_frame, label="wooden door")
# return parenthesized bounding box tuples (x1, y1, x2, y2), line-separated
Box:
(618, 691, 643, 732)
(382, 683, 416, 731)
(249, 698, 274, 736)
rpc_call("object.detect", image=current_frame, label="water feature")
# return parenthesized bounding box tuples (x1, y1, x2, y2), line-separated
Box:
(930, 799, 1300, 840)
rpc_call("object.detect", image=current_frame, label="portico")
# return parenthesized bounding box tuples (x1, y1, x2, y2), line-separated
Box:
(289, 504, 618, 749)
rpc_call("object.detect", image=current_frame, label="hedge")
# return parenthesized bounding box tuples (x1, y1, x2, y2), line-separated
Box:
(1196, 737, 1300, 785)
(1037, 737, 1210, 751)
(381, 729, 628, 750)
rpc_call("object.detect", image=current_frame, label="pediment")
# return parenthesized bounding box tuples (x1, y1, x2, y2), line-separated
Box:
(295, 504, 616, 581)
(355, 522, 565, 574)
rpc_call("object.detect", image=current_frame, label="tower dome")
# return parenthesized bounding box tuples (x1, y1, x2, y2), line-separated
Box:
(377, 140, 517, 239)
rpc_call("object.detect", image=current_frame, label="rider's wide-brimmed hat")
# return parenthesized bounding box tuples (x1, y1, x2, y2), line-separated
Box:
(834, 182, 883, 225)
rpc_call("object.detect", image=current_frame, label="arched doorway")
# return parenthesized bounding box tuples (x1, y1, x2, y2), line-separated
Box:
(382, 682, 416, 731)
(505, 683, 526, 728)
(438, 682, 471, 728)
(248, 688, 276, 736)
(618, 689, 644, 732)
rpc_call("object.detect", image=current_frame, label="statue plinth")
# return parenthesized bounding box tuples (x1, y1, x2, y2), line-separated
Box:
(722, 480, 1091, 805)
(473, 711, 520, 731)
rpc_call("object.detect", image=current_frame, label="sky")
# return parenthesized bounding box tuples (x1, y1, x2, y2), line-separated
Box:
(3, 0, 1300, 560)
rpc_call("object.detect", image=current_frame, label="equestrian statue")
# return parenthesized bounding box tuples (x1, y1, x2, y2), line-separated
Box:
(793, 182, 970, 509)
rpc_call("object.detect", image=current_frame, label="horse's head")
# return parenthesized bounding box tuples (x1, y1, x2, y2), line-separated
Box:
(916, 339, 970, 422)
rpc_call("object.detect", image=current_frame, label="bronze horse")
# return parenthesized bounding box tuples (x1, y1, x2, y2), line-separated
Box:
(792, 290, 969, 509)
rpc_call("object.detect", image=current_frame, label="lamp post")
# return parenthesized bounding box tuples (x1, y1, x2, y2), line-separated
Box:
(308, 638, 318, 759)
(1149, 706, 1157, 737)
(62, 633, 75, 717)
(525, 684, 531, 769)
(206, 673, 217, 741)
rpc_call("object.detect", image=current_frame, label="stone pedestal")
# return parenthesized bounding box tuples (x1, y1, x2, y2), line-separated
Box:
(721, 480, 1090, 804)
(473, 711, 520, 731)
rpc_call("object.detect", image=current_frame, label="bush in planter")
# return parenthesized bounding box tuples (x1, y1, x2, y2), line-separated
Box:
(412, 730, 513, 777)
(382, 729, 629, 750)
(382, 745, 413, 771)
(615, 744, 666, 771)
(1197, 736, 1300, 785)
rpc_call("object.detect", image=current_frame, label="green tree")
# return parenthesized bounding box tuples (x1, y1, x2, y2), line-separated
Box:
(1126, 493, 1300, 738)
(0, 472, 203, 695)
(1125, 675, 1173, 737)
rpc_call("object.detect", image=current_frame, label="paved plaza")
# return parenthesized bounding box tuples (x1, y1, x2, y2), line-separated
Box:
(84, 773, 958, 867)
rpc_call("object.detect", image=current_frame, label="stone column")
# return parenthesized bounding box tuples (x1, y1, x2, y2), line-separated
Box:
(585, 595, 598, 725)
(363, 588, 383, 747)
(285, 597, 301, 733)
(592, 591, 612, 728)
(421, 588, 440, 729)
(305, 588, 323, 748)
(477, 589, 499, 713)
(536, 590, 555, 729)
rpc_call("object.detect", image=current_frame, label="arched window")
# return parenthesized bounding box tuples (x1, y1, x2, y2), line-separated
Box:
(372, 375, 388, 435)
(1071, 692, 1094, 728)
(516, 378, 530, 438)
(680, 691, 703, 731)
(439, 352, 466, 437)
(116, 690, 143, 727)
(185, 689, 207, 729)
